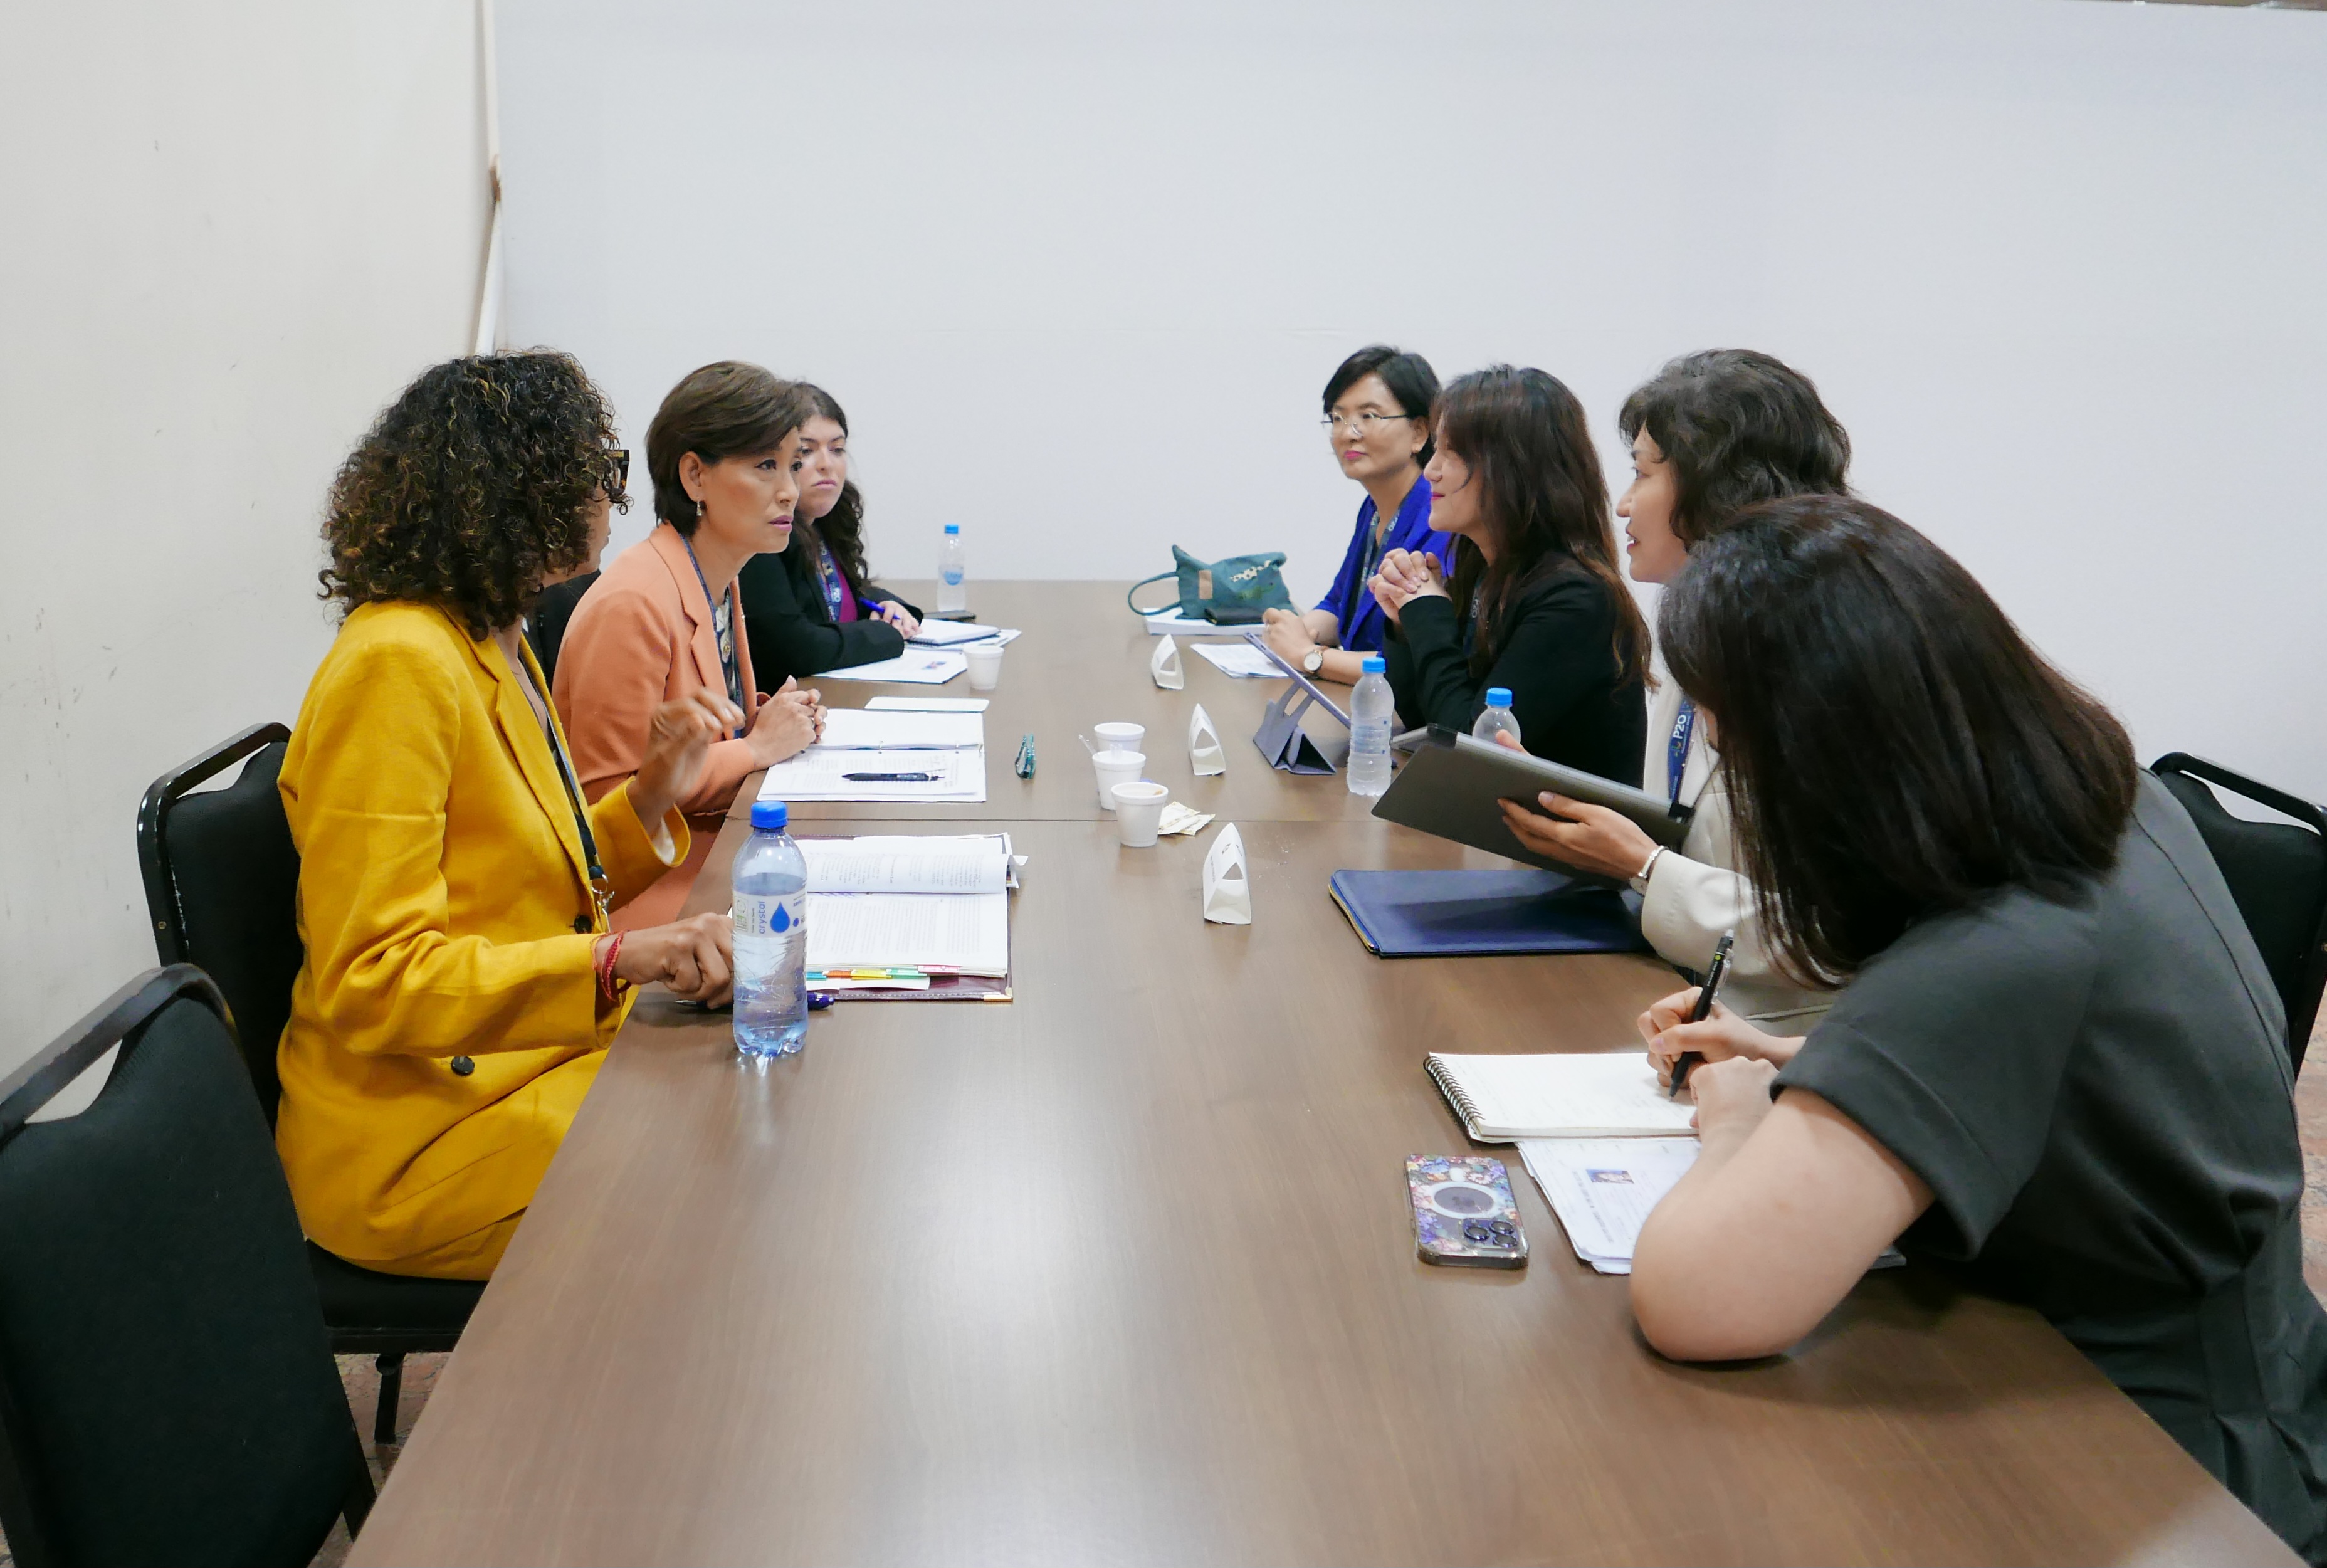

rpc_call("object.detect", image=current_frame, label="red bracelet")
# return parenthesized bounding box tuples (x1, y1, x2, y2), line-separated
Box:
(596, 931, 628, 1004)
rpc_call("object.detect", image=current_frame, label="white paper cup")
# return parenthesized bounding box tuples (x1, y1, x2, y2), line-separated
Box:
(1091, 749, 1145, 812)
(965, 643, 1004, 690)
(1094, 721, 1145, 755)
(1113, 781, 1170, 847)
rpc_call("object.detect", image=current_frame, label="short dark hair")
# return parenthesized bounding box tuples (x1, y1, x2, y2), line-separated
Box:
(1323, 345, 1439, 467)
(1618, 350, 1851, 546)
(1434, 365, 1651, 686)
(319, 350, 628, 639)
(1662, 495, 2137, 984)
(646, 361, 811, 537)
(792, 384, 872, 591)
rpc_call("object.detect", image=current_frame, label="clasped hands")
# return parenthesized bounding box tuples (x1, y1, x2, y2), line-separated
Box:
(1367, 547, 1449, 624)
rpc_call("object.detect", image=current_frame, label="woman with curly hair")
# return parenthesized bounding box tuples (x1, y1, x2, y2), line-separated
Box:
(278, 350, 741, 1281)
(735, 382, 923, 685)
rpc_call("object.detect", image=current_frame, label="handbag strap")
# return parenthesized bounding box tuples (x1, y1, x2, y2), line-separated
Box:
(1127, 572, 1178, 614)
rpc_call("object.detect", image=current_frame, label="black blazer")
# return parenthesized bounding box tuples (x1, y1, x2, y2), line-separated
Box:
(1384, 564, 1647, 785)
(737, 544, 920, 689)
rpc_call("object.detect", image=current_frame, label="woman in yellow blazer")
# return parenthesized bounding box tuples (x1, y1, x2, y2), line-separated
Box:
(278, 352, 744, 1281)
(556, 360, 825, 929)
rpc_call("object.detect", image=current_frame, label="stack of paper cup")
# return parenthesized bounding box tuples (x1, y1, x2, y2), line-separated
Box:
(1113, 781, 1170, 847)
(1094, 722, 1144, 754)
(1091, 750, 1145, 812)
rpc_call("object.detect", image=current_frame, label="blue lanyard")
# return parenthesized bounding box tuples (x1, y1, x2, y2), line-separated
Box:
(679, 536, 743, 739)
(1667, 696, 1697, 809)
(1343, 502, 1387, 633)
(814, 539, 846, 621)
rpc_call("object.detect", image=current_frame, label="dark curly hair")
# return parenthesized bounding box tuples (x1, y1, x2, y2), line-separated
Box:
(318, 351, 628, 639)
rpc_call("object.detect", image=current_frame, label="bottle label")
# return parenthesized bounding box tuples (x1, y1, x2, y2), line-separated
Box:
(942, 569, 964, 585)
(732, 893, 804, 964)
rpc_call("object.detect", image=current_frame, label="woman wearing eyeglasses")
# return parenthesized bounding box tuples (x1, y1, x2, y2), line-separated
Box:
(278, 351, 738, 1281)
(1369, 364, 1649, 781)
(1260, 345, 1454, 684)
(735, 384, 923, 687)
(554, 361, 826, 930)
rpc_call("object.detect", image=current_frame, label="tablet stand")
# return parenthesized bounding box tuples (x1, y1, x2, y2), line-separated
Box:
(1253, 684, 1335, 774)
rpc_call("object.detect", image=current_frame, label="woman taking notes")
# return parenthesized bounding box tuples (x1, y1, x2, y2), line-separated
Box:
(278, 352, 738, 1280)
(1628, 495, 2327, 1559)
(555, 361, 826, 930)
(1497, 350, 1851, 1024)
(1368, 365, 1649, 781)
(737, 383, 923, 685)
(1261, 345, 1452, 683)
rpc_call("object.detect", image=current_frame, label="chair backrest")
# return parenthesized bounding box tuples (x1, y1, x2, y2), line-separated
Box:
(137, 725, 300, 1125)
(2151, 752, 2327, 1073)
(0, 967, 370, 1568)
(528, 570, 599, 689)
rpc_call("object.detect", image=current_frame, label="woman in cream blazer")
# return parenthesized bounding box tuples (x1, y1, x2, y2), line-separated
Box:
(1497, 349, 1853, 1028)
(555, 361, 825, 930)
(280, 352, 743, 1280)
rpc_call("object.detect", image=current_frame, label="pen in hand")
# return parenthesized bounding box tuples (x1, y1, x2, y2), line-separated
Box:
(1668, 929, 1736, 1100)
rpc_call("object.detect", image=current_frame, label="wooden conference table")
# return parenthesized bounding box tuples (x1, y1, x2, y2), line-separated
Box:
(352, 583, 2288, 1566)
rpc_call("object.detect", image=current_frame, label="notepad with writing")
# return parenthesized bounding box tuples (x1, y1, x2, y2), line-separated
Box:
(1425, 1052, 1698, 1140)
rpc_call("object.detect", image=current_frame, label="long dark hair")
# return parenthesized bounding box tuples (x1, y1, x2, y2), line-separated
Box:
(1662, 495, 2137, 983)
(1434, 366, 1649, 683)
(320, 351, 628, 639)
(791, 384, 873, 590)
(1618, 349, 1852, 545)
(645, 361, 809, 537)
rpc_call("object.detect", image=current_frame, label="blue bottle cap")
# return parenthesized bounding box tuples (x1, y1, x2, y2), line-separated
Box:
(944, 522, 960, 534)
(1361, 655, 1386, 675)
(1484, 687, 1513, 708)
(751, 799, 789, 831)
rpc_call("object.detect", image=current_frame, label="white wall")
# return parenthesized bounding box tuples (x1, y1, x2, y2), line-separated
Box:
(501, 0, 2327, 797)
(0, 3, 491, 1066)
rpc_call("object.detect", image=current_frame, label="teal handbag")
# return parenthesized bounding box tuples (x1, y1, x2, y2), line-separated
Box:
(1128, 545, 1294, 621)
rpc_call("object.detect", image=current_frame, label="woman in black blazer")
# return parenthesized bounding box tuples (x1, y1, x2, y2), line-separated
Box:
(1370, 365, 1650, 783)
(737, 385, 923, 685)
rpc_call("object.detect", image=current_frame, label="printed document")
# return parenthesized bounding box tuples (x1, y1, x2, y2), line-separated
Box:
(1518, 1138, 1699, 1275)
(1190, 642, 1282, 679)
(819, 650, 968, 684)
(816, 709, 984, 751)
(755, 746, 986, 803)
(799, 837, 1009, 894)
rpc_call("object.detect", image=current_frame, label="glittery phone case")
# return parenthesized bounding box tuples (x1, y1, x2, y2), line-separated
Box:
(1408, 1154, 1528, 1268)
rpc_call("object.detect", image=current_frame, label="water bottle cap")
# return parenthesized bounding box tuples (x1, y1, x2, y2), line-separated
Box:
(751, 799, 789, 831)
(1484, 687, 1513, 708)
(1361, 654, 1386, 674)
(943, 523, 960, 534)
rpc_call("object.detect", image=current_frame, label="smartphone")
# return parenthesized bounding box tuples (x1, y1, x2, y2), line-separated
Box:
(1407, 1154, 1528, 1268)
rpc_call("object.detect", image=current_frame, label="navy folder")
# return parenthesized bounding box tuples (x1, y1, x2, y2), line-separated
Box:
(1328, 869, 1651, 958)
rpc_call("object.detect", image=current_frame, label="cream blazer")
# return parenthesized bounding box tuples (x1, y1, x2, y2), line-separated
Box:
(1638, 677, 1837, 1029)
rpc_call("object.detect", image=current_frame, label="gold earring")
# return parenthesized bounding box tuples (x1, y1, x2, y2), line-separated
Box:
(695, 499, 705, 520)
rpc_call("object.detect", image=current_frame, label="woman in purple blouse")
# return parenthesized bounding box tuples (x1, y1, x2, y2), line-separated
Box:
(1261, 345, 1456, 685)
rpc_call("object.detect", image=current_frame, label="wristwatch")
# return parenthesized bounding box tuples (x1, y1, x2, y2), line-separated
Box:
(1301, 646, 1326, 675)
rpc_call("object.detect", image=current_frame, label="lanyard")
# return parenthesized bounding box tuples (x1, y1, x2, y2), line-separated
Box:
(679, 535, 744, 737)
(1667, 695, 1698, 811)
(814, 539, 846, 621)
(546, 715, 616, 929)
(1343, 501, 1389, 633)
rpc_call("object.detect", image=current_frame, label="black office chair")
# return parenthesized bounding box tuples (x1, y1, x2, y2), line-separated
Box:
(139, 725, 482, 1446)
(2152, 752, 2327, 1073)
(528, 569, 598, 689)
(0, 967, 374, 1567)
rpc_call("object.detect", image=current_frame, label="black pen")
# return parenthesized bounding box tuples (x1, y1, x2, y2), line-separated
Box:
(1668, 929, 1736, 1100)
(841, 772, 936, 782)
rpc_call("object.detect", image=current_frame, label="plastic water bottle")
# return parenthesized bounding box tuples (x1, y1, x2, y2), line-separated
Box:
(732, 799, 808, 1058)
(1348, 654, 1395, 797)
(1473, 687, 1523, 750)
(936, 523, 967, 614)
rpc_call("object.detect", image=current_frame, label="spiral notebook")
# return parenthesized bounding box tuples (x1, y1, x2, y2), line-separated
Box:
(1425, 1051, 1698, 1141)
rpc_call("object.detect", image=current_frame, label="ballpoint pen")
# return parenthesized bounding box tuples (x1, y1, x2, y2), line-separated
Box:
(1668, 929, 1735, 1100)
(841, 772, 936, 782)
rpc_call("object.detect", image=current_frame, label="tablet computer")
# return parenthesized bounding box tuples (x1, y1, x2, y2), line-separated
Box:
(1240, 631, 1352, 727)
(1370, 727, 1691, 874)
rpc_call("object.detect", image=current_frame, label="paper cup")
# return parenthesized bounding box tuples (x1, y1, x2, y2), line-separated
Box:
(1094, 721, 1145, 755)
(1091, 749, 1145, 812)
(1113, 781, 1170, 847)
(965, 643, 1004, 690)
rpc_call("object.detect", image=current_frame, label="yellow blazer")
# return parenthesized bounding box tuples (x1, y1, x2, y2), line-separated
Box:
(275, 600, 686, 1277)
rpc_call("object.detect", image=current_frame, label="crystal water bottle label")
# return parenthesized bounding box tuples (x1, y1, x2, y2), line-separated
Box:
(733, 892, 802, 959)
(942, 568, 964, 585)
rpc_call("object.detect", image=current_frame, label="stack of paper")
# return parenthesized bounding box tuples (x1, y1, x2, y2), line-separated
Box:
(1517, 1139, 1700, 1275)
(801, 834, 1014, 996)
(755, 707, 986, 802)
(907, 622, 1021, 648)
(1190, 641, 1283, 679)
(820, 650, 968, 684)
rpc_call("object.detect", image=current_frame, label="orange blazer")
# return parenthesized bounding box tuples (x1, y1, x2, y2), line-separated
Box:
(555, 522, 765, 815)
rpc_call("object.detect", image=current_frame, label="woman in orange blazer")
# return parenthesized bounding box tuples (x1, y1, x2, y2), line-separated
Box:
(555, 361, 825, 929)
(278, 352, 745, 1281)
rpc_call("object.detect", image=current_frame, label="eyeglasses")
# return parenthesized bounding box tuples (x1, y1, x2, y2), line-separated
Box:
(606, 448, 630, 490)
(1321, 412, 1413, 435)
